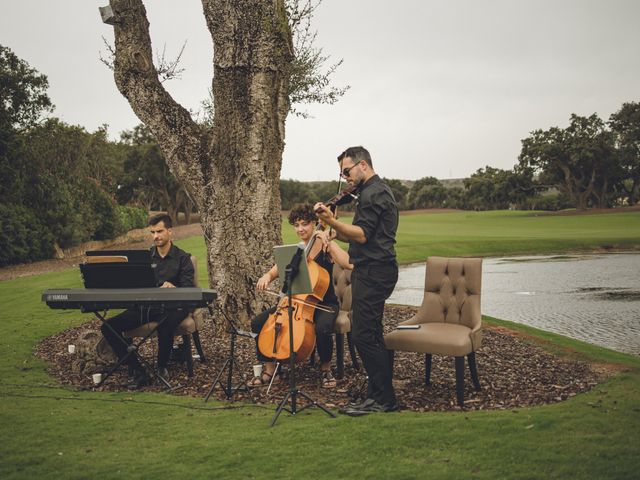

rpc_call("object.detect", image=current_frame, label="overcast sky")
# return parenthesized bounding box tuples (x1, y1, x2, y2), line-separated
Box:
(2, 1, 639, 181)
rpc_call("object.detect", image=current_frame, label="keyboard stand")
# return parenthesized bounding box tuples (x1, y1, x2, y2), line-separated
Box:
(91, 308, 172, 390)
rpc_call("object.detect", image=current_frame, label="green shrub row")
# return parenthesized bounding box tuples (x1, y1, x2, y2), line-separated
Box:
(0, 204, 54, 266)
(0, 201, 148, 267)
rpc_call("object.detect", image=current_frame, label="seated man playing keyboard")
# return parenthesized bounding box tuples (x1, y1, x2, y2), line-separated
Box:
(100, 213, 194, 387)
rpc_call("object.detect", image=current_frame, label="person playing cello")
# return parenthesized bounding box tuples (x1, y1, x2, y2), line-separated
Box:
(248, 203, 352, 388)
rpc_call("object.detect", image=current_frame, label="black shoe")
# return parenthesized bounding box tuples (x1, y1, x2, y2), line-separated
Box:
(343, 401, 399, 417)
(130, 369, 150, 389)
(339, 398, 376, 414)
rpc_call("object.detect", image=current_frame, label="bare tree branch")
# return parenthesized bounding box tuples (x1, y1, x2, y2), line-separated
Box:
(99, 35, 115, 70)
(100, 35, 186, 83)
(155, 41, 187, 83)
(285, 0, 349, 117)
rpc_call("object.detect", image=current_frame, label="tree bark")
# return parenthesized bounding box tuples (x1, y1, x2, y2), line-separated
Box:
(108, 0, 292, 323)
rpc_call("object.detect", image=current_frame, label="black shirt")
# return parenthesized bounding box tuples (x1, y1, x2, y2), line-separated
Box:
(349, 175, 398, 266)
(150, 243, 195, 287)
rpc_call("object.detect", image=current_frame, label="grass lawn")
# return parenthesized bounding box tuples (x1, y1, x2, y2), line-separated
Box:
(1, 210, 639, 478)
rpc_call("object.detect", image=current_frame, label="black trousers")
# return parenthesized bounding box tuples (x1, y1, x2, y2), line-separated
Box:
(351, 262, 398, 406)
(251, 302, 338, 364)
(100, 307, 188, 371)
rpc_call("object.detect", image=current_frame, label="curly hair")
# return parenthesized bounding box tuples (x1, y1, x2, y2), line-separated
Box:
(287, 203, 317, 225)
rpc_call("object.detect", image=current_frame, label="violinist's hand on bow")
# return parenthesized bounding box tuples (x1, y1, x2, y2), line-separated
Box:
(314, 202, 333, 224)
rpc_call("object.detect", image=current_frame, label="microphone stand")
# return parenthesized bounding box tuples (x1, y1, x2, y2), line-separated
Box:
(270, 247, 336, 427)
(204, 306, 255, 402)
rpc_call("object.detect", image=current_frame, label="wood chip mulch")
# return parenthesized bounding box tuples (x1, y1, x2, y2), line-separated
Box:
(36, 305, 607, 412)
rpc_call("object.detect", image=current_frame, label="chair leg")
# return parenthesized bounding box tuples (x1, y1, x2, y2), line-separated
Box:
(192, 331, 206, 363)
(182, 334, 194, 377)
(454, 356, 465, 407)
(467, 352, 481, 390)
(335, 333, 345, 379)
(347, 332, 359, 370)
(425, 353, 432, 386)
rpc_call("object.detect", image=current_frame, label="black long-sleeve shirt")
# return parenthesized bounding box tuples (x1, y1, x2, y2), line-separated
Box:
(150, 243, 195, 287)
(349, 175, 398, 266)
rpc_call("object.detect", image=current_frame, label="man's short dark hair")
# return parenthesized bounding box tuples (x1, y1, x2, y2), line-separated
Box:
(288, 204, 317, 225)
(337, 146, 372, 168)
(149, 213, 173, 229)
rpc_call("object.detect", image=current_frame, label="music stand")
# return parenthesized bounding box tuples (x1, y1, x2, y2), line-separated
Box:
(270, 244, 336, 427)
(204, 306, 255, 402)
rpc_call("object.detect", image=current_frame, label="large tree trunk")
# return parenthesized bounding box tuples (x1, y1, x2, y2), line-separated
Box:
(108, 0, 292, 323)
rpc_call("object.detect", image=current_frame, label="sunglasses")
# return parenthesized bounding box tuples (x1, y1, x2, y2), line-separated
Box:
(341, 162, 360, 178)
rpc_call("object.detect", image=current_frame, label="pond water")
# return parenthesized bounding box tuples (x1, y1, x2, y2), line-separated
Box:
(387, 253, 640, 355)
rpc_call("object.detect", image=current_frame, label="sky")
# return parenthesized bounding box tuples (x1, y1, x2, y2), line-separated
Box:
(2, 1, 639, 181)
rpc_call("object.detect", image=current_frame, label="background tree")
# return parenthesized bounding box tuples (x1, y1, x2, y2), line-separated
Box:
(463, 166, 537, 210)
(102, 0, 345, 322)
(518, 114, 616, 210)
(1, 44, 53, 205)
(0, 45, 53, 131)
(279, 179, 314, 210)
(407, 176, 442, 209)
(118, 124, 194, 222)
(0, 45, 56, 264)
(609, 102, 640, 206)
(22, 119, 141, 248)
(383, 178, 409, 210)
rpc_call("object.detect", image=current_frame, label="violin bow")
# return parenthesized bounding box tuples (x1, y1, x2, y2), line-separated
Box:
(326, 163, 344, 240)
(261, 289, 336, 313)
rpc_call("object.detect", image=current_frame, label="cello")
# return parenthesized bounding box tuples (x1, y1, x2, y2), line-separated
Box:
(257, 184, 359, 363)
(257, 247, 329, 363)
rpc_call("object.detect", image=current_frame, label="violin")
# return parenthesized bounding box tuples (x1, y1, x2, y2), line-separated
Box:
(315, 184, 359, 214)
(257, 239, 330, 363)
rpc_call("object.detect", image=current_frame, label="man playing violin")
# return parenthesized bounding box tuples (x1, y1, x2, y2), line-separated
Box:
(248, 203, 352, 388)
(314, 146, 399, 415)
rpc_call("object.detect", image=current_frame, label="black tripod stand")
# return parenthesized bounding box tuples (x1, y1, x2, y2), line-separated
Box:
(270, 248, 336, 427)
(204, 307, 254, 402)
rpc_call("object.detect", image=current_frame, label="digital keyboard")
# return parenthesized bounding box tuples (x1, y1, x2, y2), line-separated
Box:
(42, 287, 217, 312)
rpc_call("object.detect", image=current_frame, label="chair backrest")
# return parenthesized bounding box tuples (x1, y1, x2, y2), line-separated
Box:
(332, 263, 352, 311)
(332, 263, 353, 334)
(190, 256, 198, 287)
(419, 257, 482, 330)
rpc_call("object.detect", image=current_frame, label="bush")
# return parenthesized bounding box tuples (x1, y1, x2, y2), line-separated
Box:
(81, 181, 118, 241)
(115, 205, 148, 235)
(525, 192, 574, 211)
(0, 203, 54, 266)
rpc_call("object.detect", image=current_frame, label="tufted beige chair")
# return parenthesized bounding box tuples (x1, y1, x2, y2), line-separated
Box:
(124, 256, 207, 377)
(384, 256, 482, 406)
(332, 263, 359, 378)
